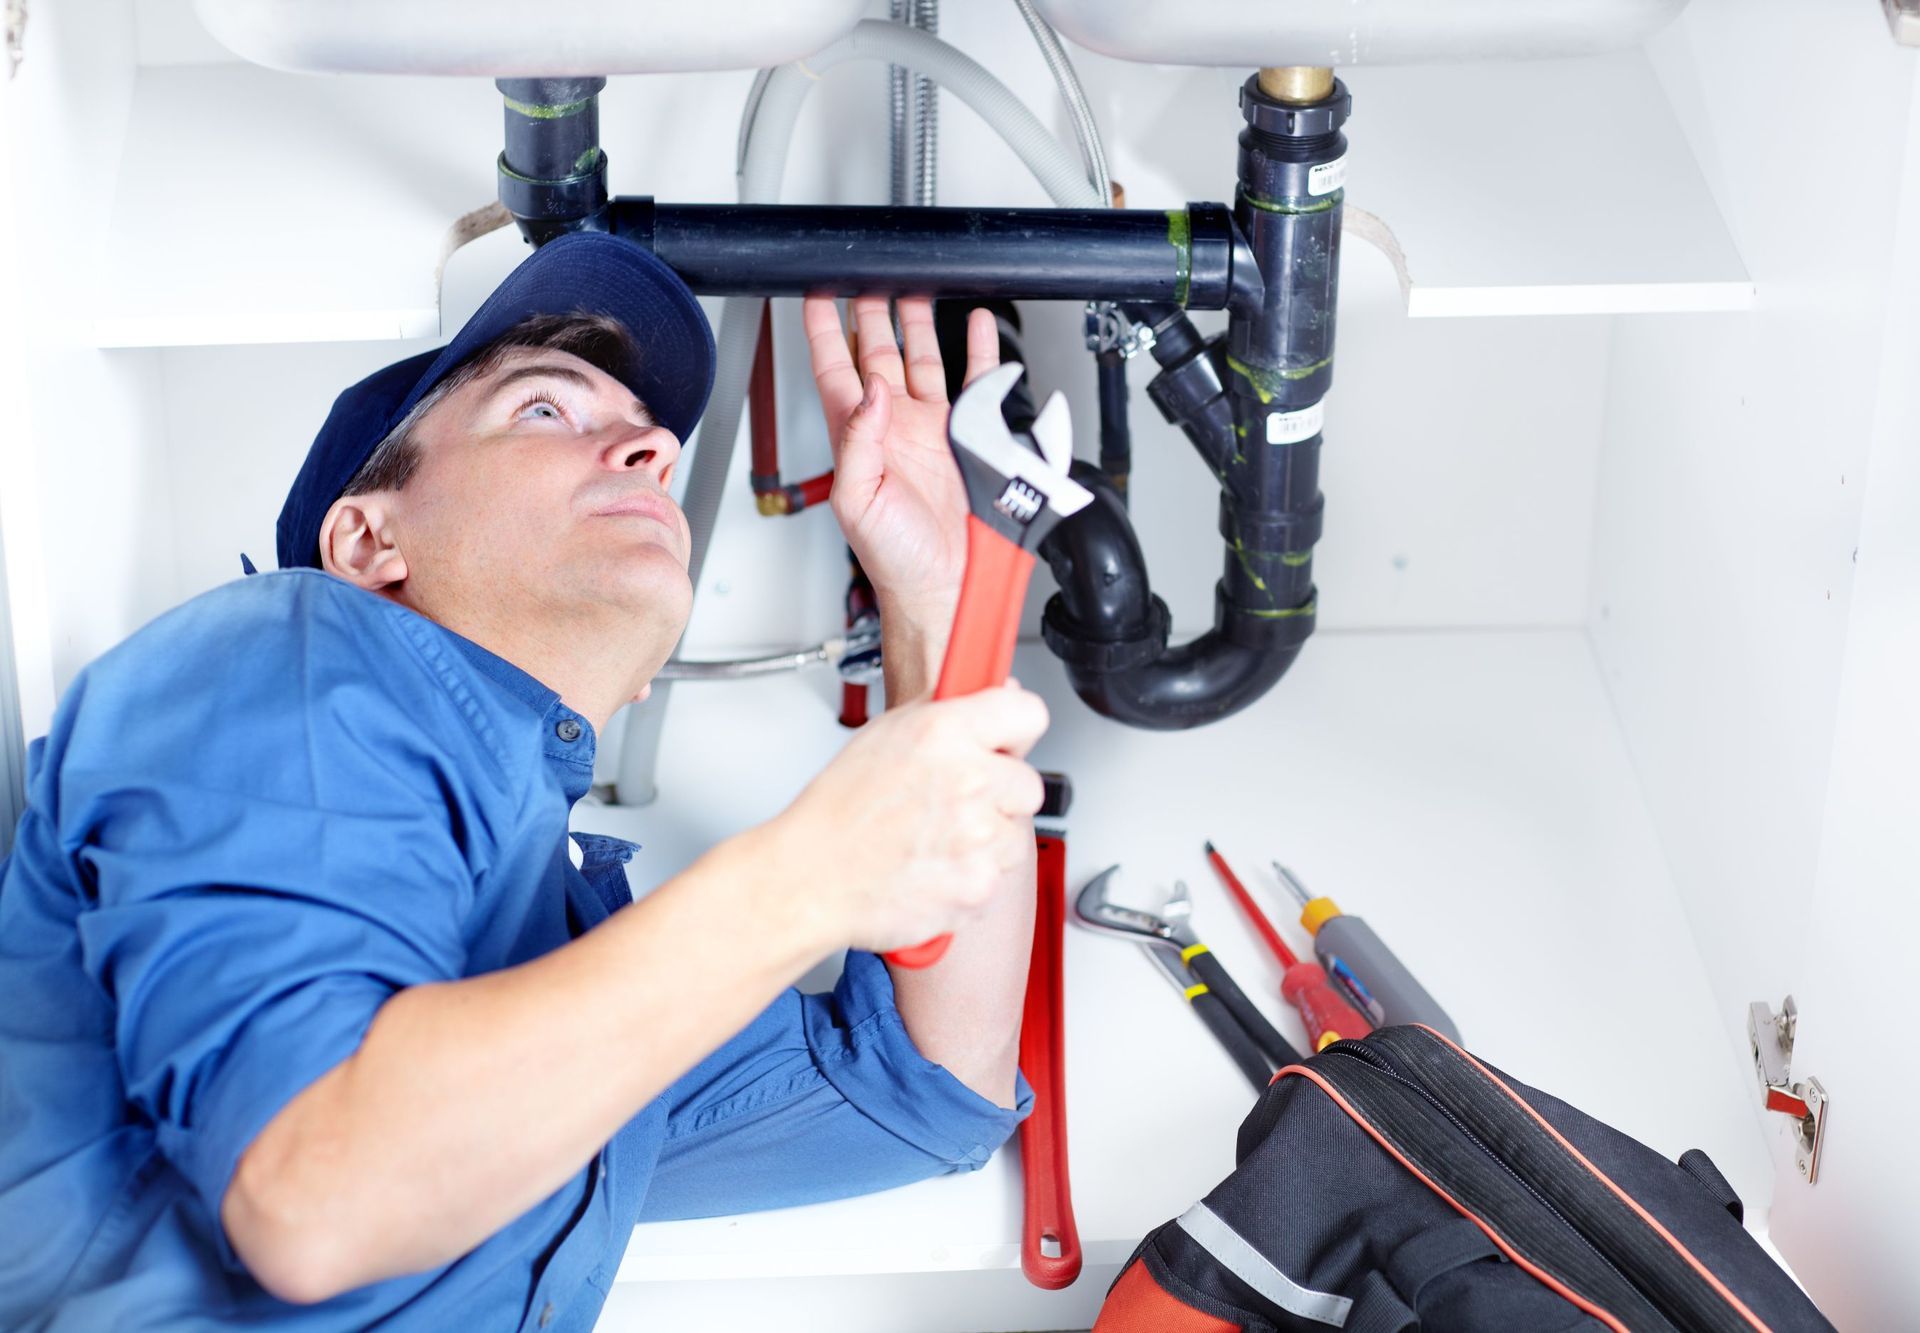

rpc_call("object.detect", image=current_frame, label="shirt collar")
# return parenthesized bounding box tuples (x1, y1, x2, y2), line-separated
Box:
(441, 625, 561, 715)
(437, 622, 600, 803)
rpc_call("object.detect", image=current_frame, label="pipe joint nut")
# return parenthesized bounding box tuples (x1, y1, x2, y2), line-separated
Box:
(1220, 495, 1325, 554)
(1040, 593, 1171, 673)
(497, 153, 609, 228)
(1218, 582, 1317, 650)
(1239, 76, 1351, 139)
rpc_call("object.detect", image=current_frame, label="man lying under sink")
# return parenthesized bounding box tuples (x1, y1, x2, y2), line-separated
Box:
(0, 232, 1049, 1330)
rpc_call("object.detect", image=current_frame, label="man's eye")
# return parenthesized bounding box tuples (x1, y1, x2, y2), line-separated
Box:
(516, 391, 568, 422)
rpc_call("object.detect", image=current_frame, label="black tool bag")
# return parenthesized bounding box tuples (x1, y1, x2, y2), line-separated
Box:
(1093, 1026, 1831, 1332)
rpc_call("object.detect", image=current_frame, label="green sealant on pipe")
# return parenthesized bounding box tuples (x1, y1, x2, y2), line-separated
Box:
(498, 156, 598, 187)
(1242, 190, 1340, 216)
(1245, 600, 1317, 620)
(1230, 538, 1268, 593)
(1280, 551, 1312, 567)
(1166, 209, 1191, 307)
(502, 94, 596, 120)
(574, 147, 604, 176)
(1226, 353, 1336, 404)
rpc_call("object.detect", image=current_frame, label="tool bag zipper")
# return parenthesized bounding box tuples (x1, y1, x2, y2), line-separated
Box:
(1314, 1038, 1646, 1302)
(1278, 1027, 1771, 1333)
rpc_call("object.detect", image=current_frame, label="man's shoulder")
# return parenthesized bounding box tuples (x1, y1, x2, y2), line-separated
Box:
(152, 566, 405, 634)
(67, 570, 481, 754)
(90, 570, 421, 690)
(54, 573, 534, 812)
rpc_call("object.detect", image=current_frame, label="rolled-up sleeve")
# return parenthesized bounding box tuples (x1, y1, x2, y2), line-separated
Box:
(639, 951, 1033, 1221)
(47, 589, 491, 1244)
(70, 776, 475, 1228)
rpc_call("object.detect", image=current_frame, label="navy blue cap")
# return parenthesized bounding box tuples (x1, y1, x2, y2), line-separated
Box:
(275, 231, 715, 570)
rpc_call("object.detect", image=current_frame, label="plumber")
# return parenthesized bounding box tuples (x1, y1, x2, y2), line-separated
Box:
(0, 232, 1047, 1329)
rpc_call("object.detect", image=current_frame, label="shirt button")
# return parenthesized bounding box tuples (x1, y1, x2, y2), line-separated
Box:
(539, 1301, 555, 1328)
(555, 719, 582, 742)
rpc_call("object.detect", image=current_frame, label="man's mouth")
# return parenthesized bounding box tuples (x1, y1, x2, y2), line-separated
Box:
(592, 493, 678, 529)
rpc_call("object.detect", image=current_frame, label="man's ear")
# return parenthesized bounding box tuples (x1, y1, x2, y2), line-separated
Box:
(319, 493, 409, 592)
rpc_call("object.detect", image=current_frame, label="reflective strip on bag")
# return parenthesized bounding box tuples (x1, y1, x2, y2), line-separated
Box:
(1176, 1202, 1354, 1328)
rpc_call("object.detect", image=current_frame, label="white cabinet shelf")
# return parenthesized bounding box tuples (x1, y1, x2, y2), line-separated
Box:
(93, 47, 1747, 349)
(1343, 51, 1753, 317)
(570, 628, 1771, 1333)
(95, 63, 504, 348)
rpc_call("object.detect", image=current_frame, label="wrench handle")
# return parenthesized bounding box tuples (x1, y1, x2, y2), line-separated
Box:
(885, 516, 1036, 970)
(1186, 982, 1276, 1091)
(1020, 833, 1081, 1288)
(1185, 947, 1304, 1070)
(936, 514, 1035, 699)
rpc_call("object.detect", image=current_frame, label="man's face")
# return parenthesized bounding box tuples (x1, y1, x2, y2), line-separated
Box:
(384, 346, 693, 636)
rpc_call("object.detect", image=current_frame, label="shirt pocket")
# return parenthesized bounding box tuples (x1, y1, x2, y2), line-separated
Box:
(564, 833, 641, 930)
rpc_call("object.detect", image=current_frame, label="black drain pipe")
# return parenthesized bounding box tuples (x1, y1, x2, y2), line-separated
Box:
(495, 78, 611, 244)
(1039, 70, 1347, 729)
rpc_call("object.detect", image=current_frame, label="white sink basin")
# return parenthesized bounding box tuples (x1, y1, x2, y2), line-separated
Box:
(192, 0, 867, 74)
(1029, 0, 1689, 67)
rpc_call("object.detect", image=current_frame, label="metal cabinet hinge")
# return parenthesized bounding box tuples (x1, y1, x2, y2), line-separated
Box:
(1748, 996, 1828, 1183)
(5, 0, 26, 78)
(1888, 0, 1920, 46)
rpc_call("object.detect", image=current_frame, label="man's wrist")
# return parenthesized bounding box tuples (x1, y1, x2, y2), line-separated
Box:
(721, 817, 844, 963)
(876, 591, 955, 706)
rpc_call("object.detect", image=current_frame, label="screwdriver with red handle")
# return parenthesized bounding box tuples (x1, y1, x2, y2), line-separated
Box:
(1204, 841, 1372, 1051)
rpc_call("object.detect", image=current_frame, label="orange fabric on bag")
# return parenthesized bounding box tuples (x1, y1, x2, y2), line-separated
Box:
(1093, 1260, 1242, 1333)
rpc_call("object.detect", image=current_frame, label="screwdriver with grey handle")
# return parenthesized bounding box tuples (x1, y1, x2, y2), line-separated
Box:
(1273, 862, 1460, 1043)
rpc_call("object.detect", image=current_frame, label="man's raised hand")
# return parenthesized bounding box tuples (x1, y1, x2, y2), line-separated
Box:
(802, 295, 1000, 623)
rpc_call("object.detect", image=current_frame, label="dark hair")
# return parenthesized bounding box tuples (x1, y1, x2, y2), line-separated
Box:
(341, 311, 638, 497)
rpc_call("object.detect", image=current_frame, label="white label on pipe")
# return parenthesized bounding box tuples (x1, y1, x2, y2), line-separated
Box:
(1308, 155, 1348, 196)
(1266, 400, 1325, 445)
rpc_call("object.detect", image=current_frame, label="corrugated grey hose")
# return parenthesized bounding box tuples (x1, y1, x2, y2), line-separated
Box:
(612, 20, 1100, 805)
(911, 0, 939, 207)
(889, 0, 910, 205)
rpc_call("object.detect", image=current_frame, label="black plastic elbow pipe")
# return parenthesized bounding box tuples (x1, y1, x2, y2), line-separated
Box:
(1039, 463, 1311, 729)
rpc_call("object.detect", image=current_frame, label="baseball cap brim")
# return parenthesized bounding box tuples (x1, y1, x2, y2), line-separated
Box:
(276, 231, 714, 570)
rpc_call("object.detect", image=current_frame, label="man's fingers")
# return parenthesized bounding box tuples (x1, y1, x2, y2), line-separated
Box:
(851, 295, 908, 392)
(961, 306, 1002, 389)
(834, 373, 891, 501)
(943, 683, 1050, 758)
(803, 296, 863, 418)
(982, 753, 1046, 819)
(897, 297, 948, 402)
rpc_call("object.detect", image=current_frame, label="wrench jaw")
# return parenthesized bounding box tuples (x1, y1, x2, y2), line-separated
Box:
(1071, 865, 1178, 946)
(1162, 880, 1197, 939)
(1072, 866, 1199, 997)
(948, 361, 1094, 553)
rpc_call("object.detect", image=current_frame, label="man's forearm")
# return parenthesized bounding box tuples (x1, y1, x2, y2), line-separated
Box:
(878, 594, 1035, 1110)
(888, 833, 1036, 1108)
(223, 822, 831, 1305)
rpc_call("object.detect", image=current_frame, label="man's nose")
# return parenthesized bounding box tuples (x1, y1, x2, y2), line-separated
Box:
(598, 423, 681, 483)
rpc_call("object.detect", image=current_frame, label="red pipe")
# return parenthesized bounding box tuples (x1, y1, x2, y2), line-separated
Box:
(749, 302, 836, 516)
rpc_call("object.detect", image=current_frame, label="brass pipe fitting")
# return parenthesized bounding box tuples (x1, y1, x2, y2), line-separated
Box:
(1257, 66, 1335, 105)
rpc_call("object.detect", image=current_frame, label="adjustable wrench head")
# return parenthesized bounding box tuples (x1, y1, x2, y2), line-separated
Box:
(1164, 879, 1194, 929)
(947, 361, 1094, 554)
(1071, 864, 1179, 945)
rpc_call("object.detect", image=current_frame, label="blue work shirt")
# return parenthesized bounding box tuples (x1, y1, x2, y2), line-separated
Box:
(0, 570, 1030, 1331)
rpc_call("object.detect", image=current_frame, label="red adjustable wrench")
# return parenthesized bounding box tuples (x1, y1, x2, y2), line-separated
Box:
(885, 362, 1094, 970)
